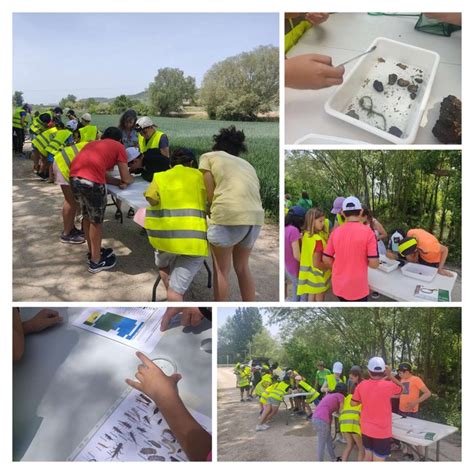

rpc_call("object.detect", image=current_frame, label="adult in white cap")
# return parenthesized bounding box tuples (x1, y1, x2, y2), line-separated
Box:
(125, 146, 143, 172)
(321, 361, 346, 393)
(350, 357, 403, 462)
(136, 116, 169, 181)
(78, 112, 98, 142)
(323, 196, 379, 302)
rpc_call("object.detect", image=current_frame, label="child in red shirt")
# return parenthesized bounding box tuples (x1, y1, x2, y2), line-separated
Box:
(351, 357, 403, 461)
(323, 196, 379, 301)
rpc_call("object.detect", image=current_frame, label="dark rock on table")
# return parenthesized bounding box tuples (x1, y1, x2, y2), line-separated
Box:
(346, 110, 360, 120)
(397, 79, 410, 87)
(388, 74, 397, 85)
(373, 80, 384, 92)
(388, 126, 403, 137)
(432, 95, 462, 144)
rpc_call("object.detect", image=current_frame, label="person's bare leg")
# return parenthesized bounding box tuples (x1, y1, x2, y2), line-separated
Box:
(315, 292, 326, 302)
(83, 217, 91, 252)
(31, 150, 40, 171)
(232, 244, 255, 301)
(61, 186, 77, 235)
(258, 405, 271, 425)
(89, 222, 102, 263)
(353, 434, 364, 462)
(342, 432, 354, 461)
(364, 449, 373, 462)
(211, 245, 233, 301)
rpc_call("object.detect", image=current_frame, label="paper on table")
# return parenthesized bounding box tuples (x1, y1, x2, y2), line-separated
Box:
(69, 388, 211, 462)
(72, 307, 165, 353)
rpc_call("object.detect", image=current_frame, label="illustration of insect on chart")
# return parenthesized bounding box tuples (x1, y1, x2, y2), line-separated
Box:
(69, 388, 211, 462)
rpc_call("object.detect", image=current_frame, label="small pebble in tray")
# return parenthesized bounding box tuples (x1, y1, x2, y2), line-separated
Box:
(373, 80, 384, 92)
(388, 73, 398, 85)
(388, 126, 403, 137)
(397, 78, 410, 87)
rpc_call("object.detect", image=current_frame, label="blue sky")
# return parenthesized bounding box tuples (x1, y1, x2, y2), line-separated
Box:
(13, 13, 278, 104)
(217, 307, 279, 336)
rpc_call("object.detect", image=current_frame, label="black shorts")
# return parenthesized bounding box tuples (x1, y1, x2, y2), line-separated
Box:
(419, 257, 439, 268)
(70, 177, 107, 224)
(361, 435, 391, 459)
(239, 385, 250, 393)
(337, 295, 369, 302)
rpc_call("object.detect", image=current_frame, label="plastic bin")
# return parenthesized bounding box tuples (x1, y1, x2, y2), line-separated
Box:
(377, 255, 400, 273)
(401, 262, 438, 282)
(324, 37, 440, 144)
(294, 133, 367, 145)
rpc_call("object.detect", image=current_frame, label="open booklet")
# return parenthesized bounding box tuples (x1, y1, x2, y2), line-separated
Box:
(414, 285, 450, 302)
(69, 387, 211, 462)
(71, 307, 166, 352)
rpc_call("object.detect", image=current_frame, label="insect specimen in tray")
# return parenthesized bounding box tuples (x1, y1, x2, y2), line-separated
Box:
(104, 433, 113, 441)
(113, 426, 123, 435)
(148, 440, 162, 449)
(148, 455, 166, 461)
(137, 426, 147, 434)
(140, 447, 157, 455)
(143, 415, 151, 426)
(129, 431, 137, 445)
(109, 442, 124, 460)
(97, 442, 109, 449)
(119, 420, 132, 429)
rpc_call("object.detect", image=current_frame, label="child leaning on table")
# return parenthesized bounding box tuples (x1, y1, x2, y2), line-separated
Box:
(312, 383, 347, 462)
(126, 351, 212, 461)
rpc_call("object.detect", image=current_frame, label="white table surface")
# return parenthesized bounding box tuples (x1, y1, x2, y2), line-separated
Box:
(13, 308, 212, 461)
(284, 392, 312, 400)
(368, 266, 458, 301)
(107, 175, 149, 210)
(391, 413, 458, 447)
(285, 13, 461, 144)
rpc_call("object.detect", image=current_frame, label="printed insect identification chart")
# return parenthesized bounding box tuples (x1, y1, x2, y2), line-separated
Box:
(72, 307, 165, 352)
(69, 388, 211, 462)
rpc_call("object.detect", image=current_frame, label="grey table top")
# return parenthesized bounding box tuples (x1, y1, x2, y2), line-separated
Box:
(13, 307, 212, 461)
(285, 13, 461, 144)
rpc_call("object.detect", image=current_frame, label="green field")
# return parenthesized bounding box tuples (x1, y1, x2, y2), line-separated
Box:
(92, 114, 279, 217)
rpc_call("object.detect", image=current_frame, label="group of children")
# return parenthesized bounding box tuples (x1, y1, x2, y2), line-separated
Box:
(14, 106, 265, 302)
(235, 358, 431, 462)
(285, 194, 453, 302)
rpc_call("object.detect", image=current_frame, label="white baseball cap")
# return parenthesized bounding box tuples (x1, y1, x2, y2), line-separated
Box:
(66, 119, 78, 131)
(81, 113, 92, 122)
(136, 116, 155, 129)
(332, 362, 343, 373)
(126, 147, 141, 163)
(368, 356, 386, 373)
(342, 196, 362, 212)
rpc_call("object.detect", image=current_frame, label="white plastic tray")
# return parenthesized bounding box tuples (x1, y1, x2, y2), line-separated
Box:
(401, 262, 438, 282)
(325, 37, 440, 144)
(377, 255, 400, 273)
(294, 133, 367, 145)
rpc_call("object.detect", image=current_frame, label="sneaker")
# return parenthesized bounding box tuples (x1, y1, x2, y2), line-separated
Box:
(240, 399, 245, 403)
(127, 207, 135, 218)
(371, 292, 380, 299)
(71, 227, 85, 237)
(256, 424, 270, 431)
(262, 424, 270, 429)
(87, 247, 114, 262)
(60, 232, 85, 244)
(88, 254, 117, 274)
(246, 397, 252, 401)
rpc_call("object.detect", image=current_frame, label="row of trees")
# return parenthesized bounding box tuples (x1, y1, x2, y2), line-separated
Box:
(218, 307, 461, 428)
(49, 45, 278, 120)
(285, 150, 461, 263)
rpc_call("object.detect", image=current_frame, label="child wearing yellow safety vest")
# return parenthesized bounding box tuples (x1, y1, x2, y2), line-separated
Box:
(340, 366, 364, 462)
(297, 208, 331, 301)
(234, 364, 251, 402)
(255, 371, 275, 413)
(294, 375, 320, 418)
(256, 375, 290, 431)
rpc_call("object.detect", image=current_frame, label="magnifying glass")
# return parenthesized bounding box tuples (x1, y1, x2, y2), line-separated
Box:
(152, 357, 177, 376)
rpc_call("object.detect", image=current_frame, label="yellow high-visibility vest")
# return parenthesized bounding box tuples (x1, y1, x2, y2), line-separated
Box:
(144, 165, 208, 257)
(297, 227, 331, 296)
(237, 368, 251, 387)
(13, 107, 26, 129)
(255, 374, 273, 397)
(326, 373, 347, 392)
(45, 129, 72, 155)
(267, 381, 290, 402)
(297, 379, 320, 403)
(32, 127, 58, 156)
(30, 110, 52, 134)
(336, 214, 345, 226)
(78, 124, 98, 142)
(339, 394, 361, 435)
(53, 142, 88, 181)
(260, 383, 278, 405)
(138, 129, 164, 153)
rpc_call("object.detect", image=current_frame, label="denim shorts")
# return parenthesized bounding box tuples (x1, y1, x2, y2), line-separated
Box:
(155, 251, 204, 295)
(70, 177, 107, 224)
(207, 224, 261, 249)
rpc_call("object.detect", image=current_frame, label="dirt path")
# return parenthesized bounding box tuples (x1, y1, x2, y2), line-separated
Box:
(12, 150, 279, 302)
(217, 367, 461, 462)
